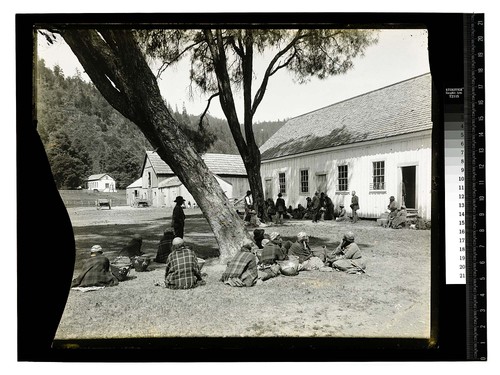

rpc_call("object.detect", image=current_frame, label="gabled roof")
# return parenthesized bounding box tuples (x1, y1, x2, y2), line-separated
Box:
(87, 173, 113, 181)
(260, 73, 432, 160)
(126, 177, 142, 189)
(158, 176, 182, 188)
(143, 151, 247, 176)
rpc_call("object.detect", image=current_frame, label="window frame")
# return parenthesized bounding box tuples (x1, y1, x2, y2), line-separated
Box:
(371, 160, 386, 191)
(278, 172, 286, 195)
(299, 168, 309, 195)
(337, 164, 348, 192)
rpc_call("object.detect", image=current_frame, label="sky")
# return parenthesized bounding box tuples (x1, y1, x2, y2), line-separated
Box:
(37, 28, 430, 123)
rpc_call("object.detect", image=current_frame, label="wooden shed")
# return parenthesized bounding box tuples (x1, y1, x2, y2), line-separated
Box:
(259, 73, 433, 220)
(134, 151, 249, 207)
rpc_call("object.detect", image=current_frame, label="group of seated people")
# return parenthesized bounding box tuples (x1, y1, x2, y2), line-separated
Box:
(71, 228, 367, 291)
(221, 229, 367, 288)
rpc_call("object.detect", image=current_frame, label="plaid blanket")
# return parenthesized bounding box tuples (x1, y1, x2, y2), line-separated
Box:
(165, 247, 202, 289)
(71, 255, 119, 288)
(260, 243, 287, 265)
(221, 251, 258, 285)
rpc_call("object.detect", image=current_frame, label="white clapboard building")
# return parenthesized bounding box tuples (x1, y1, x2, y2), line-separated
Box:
(259, 73, 433, 220)
(86, 173, 117, 192)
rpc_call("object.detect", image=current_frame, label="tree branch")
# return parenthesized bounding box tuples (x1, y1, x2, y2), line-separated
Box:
(251, 30, 307, 115)
(156, 40, 204, 78)
(198, 92, 220, 128)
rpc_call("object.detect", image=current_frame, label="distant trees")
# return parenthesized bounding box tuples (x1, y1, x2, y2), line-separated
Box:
(36, 58, 286, 190)
(37, 59, 147, 189)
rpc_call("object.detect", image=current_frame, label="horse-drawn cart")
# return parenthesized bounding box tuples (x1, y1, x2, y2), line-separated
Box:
(96, 198, 112, 210)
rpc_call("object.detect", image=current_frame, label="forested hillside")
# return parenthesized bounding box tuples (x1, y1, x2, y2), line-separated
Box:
(35, 60, 286, 189)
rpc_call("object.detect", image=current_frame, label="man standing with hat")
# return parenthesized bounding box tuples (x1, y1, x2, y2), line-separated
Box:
(171, 196, 186, 238)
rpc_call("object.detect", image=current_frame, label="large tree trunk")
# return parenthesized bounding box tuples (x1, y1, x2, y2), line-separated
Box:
(204, 29, 269, 222)
(60, 29, 249, 262)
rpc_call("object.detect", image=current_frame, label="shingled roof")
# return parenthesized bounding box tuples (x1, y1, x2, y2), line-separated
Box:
(87, 173, 113, 181)
(260, 73, 432, 161)
(144, 151, 247, 176)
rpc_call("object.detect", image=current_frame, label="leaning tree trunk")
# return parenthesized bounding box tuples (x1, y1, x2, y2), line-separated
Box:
(60, 29, 249, 262)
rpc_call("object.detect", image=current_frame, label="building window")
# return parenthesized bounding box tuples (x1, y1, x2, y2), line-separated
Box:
(338, 165, 348, 191)
(372, 161, 385, 190)
(279, 173, 286, 194)
(148, 172, 152, 187)
(300, 169, 309, 194)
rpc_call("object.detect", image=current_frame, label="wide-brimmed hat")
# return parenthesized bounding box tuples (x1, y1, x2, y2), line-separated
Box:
(343, 231, 355, 242)
(246, 190, 252, 195)
(90, 245, 103, 253)
(174, 196, 186, 203)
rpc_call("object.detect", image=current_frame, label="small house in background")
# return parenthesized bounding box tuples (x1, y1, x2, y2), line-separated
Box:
(259, 73, 433, 220)
(130, 151, 249, 208)
(86, 173, 117, 192)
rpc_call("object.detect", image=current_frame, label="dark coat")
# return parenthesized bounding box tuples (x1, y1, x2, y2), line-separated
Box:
(71, 254, 118, 288)
(171, 204, 186, 238)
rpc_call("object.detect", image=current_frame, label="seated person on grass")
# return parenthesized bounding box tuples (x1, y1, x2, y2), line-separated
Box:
(71, 245, 119, 288)
(390, 206, 407, 229)
(221, 239, 258, 287)
(258, 232, 286, 281)
(288, 232, 326, 271)
(325, 231, 367, 274)
(119, 233, 144, 259)
(335, 204, 349, 221)
(164, 237, 204, 289)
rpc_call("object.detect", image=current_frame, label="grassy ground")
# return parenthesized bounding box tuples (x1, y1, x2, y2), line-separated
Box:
(54, 206, 431, 341)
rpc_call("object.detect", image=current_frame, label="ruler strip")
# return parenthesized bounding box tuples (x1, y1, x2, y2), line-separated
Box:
(464, 13, 487, 361)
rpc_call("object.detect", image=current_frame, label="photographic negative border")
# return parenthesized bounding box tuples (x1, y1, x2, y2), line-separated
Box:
(17, 12, 481, 362)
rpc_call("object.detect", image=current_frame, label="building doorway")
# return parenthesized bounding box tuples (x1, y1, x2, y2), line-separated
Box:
(401, 166, 416, 209)
(265, 179, 273, 201)
(316, 173, 327, 194)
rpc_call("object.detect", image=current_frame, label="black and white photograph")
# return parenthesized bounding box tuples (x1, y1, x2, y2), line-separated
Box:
(13, 8, 496, 367)
(33, 23, 432, 343)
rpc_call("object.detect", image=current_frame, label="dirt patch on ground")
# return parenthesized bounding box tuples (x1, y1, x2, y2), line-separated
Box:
(55, 206, 431, 341)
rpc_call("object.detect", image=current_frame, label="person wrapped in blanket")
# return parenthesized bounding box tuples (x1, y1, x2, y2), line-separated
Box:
(258, 232, 286, 281)
(287, 232, 326, 271)
(221, 239, 258, 287)
(325, 231, 367, 274)
(164, 237, 205, 289)
(71, 245, 119, 288)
